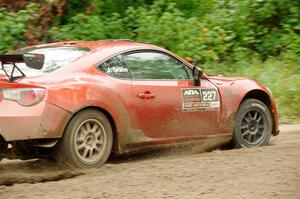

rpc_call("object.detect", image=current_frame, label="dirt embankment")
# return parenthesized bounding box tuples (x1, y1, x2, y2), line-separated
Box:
(0, 124, 299, 199)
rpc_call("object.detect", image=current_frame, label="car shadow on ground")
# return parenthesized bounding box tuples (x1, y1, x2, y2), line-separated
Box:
(109, 138, 232, 164)
(0, 138, 231, 186)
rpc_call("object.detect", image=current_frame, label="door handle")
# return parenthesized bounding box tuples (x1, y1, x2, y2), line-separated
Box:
(138, 91, 155, 99)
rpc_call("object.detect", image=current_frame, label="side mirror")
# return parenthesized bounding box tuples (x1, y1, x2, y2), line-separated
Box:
(192, 67, 204, 86)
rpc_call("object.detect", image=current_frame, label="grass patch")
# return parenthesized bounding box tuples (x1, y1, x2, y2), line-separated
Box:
(205, 55, 300, 123)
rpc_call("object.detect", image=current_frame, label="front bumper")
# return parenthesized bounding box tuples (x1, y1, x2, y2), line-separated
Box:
(0, 100, 72, 141)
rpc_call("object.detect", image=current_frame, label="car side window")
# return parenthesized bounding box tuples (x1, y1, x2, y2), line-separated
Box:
(97, 55, 130, 79)
(123, 51, 192, 80)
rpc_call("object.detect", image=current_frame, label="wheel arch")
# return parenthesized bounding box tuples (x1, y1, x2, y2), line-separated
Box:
(61, 106, 120, 154)
(240, 89, 276, 135)
(241, 89, 272, 109)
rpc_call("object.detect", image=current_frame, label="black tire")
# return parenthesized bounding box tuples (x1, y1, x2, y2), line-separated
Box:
(234, 99, 273, 148)
(55, 109, 113, 168)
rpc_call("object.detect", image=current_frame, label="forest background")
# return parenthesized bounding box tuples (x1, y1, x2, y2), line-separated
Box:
(0, 0, 299, 122)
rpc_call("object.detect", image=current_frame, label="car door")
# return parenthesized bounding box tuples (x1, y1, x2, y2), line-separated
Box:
(123, 50, 221, 139)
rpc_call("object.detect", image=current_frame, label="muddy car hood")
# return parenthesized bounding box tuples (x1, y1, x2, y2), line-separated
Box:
(207, 75, 248, 86)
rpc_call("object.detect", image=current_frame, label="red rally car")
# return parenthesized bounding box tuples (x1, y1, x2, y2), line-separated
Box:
(0, 40, 279, 168)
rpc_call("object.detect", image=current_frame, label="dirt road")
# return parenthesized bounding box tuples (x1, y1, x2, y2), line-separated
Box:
(0, 124, 299, 199)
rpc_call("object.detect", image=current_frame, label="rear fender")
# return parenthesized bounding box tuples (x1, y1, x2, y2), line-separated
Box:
(44, 77, 133, 153)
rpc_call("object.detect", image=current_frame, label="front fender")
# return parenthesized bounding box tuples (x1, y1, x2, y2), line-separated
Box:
(212, 78, 279, 135)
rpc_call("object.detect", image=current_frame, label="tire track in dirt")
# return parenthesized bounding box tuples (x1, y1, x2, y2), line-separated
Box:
(0, 124, 299, 199)
(0, 159, 84, 186)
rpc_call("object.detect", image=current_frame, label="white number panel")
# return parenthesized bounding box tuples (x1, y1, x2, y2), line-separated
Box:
(181, 88, 220, 112)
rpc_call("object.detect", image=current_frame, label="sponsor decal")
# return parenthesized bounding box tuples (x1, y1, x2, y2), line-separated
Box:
(181, 88, 220, 111)
(183, 89, 200, 96)
(107, 67, 129, 73)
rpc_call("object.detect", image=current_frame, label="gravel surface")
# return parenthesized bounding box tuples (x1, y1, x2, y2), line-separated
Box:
(0, 124, 299, 199)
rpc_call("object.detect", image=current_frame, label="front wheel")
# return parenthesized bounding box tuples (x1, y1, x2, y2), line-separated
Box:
(54, 109, 113, 168)
(234, 99, 273, 148)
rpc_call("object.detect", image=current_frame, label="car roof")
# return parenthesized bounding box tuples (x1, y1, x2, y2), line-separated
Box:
(17, 40, 195, 76)
(30, 40, 158, 52)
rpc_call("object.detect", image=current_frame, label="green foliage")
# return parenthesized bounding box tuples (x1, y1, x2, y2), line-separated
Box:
(0, 4, 38, 53)
(213, 0, 300, 59)
(170, 0, 216, 17)
(50, 14, 106, 40)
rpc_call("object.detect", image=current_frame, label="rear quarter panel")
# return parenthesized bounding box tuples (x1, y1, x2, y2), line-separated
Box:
(43, 73, 132, 133)
(32, 68, 136, 153)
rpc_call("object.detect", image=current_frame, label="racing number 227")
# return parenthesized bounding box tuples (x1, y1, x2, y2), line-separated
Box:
(202, 90, 217, 101)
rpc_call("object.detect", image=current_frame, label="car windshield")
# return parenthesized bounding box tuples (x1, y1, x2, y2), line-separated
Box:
(7, 46, 90, 76)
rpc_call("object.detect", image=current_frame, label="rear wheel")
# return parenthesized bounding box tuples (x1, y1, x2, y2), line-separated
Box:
(55, 109, 113, 168)
(234, 99, 273, 148)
